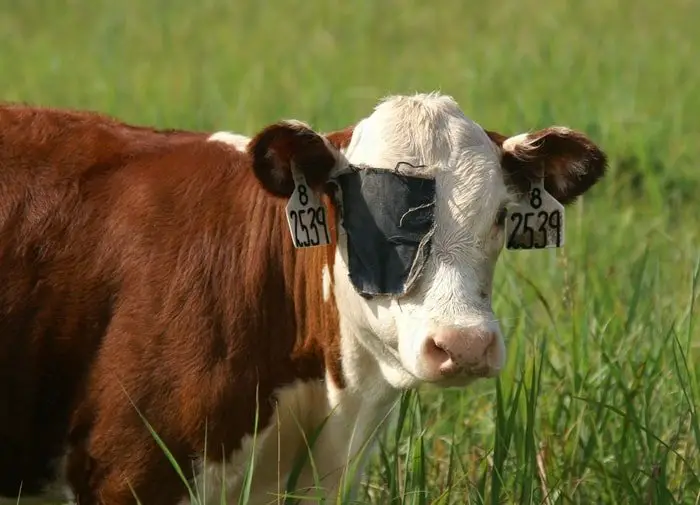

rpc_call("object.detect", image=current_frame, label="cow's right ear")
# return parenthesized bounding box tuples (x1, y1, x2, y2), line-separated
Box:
(486, 127, 607, 205)
(249, 120, 338, 198)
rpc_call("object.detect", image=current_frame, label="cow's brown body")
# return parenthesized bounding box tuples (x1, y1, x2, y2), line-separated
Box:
(0, 104, 346, 504)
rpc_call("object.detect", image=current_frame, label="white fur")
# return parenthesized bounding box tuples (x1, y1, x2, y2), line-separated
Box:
(502, 132, 531, 153)
(207, 131, 251, 151)
(182, 374, 397, 505)
(322, 264, 331, 302)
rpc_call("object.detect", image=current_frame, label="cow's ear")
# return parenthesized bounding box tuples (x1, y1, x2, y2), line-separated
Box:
(249, 120, 338, 198)
(325, 124, 355, 151)
(486, 127, 607, 205)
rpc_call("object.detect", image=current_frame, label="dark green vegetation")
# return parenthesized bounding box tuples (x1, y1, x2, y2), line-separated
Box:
(1, 0, 698, 503)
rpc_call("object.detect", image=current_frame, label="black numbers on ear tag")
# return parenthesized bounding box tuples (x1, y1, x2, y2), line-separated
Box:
(530, 187, 542, 209)
(298, 184, 309, 206)
(505, 182, 565, 250)
(288, 206, 331, 247)
(285, 170, 331, 249)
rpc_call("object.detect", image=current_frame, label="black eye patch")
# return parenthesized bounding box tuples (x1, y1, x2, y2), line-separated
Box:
(332, 168, 436, 298)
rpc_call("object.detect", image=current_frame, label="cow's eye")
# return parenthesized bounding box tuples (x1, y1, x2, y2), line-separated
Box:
(495, 207, 507, 227)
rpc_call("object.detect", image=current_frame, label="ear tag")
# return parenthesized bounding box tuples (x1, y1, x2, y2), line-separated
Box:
(505, 179, 565, 250)
(285, 168, 331, 248)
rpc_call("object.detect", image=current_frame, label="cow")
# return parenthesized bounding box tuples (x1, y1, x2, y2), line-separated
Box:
(0, 92, 606, 505)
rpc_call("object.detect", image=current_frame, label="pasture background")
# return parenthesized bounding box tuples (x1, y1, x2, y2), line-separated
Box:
(1, 0, 698, 503)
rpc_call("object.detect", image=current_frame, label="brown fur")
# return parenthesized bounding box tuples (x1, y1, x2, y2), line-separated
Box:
(486, 127, 607, 203)
(325, 124, 355, 151)
(0, 104, 351, 504)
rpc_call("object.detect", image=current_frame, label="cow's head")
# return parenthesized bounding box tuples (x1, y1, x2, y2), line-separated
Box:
(248, 93, 606, 390)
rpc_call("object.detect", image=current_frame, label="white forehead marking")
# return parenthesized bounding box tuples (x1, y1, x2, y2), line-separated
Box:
(344, 93, 509, 239)
(345, 93, 496, 173)
(208, 131, 251, 151)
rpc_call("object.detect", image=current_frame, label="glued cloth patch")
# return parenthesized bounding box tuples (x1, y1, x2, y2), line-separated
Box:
(334, 169, 436, 298)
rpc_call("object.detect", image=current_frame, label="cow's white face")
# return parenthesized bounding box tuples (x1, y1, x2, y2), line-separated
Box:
(329, 94, 511, 389)
(247, 92, 606, 391)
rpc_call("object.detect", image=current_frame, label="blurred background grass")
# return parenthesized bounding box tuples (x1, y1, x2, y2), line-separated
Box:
(1, 0, 698, 503)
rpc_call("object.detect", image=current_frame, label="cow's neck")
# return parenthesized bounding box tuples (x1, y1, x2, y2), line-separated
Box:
(267, 190, 398, 405)
(205, 152, 400, 501)
(246, 189, 346, 389)
(287, 235, 345, 389)
(265, 194, 399, 471)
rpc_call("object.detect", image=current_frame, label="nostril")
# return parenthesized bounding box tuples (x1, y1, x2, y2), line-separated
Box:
(424, 337, 451, 364)
(434, 327, 498, 363)
(422, 327, 504, 381)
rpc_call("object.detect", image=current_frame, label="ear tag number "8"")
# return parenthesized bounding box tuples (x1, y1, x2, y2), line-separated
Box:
(505, 180, 565, 250)
(285, 168, 331, 249)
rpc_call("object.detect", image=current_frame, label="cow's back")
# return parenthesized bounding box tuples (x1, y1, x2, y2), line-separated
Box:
(0, 105, 207, 495)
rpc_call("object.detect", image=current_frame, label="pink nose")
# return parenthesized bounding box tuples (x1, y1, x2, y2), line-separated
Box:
(423, 326, 503, 378)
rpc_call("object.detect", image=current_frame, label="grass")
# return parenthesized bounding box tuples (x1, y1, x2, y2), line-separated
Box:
(2, 0, 699, 503)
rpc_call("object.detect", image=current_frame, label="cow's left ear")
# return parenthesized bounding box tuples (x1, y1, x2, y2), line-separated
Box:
(486, 127, 608, 205)
(249, 120, 338, 198)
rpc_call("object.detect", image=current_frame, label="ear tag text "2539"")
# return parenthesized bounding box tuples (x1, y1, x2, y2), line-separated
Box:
(505, 180, 565, 250)
(285, 169, 331, 248)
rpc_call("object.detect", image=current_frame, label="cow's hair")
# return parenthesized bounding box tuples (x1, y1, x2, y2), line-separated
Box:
(249, 120, 338, 198)
(0, 94, 607, 505)
(486, 127, 607, 204)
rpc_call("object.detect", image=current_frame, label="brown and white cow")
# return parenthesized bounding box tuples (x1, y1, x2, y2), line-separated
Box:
(0, 93, 606, 505)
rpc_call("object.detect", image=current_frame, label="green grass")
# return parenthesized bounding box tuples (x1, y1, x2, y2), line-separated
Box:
(2, 0, 699, 503)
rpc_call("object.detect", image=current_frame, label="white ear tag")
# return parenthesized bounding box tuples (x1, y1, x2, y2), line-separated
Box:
(505, 180, 565, 250)
(285, 168, 331, 248)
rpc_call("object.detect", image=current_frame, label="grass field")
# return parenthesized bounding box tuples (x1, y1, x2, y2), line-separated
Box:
(2, 0, 699, 503)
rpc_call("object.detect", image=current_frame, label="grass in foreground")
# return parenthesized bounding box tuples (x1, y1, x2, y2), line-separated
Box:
(1, 0, 698, 503)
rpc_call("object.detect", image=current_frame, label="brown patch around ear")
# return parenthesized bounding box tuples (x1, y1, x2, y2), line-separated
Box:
(488, 127, 607, 205)
(249, 121, 337, 198)
(325, 125, 355, 151)
(485, 129, 508, 146)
